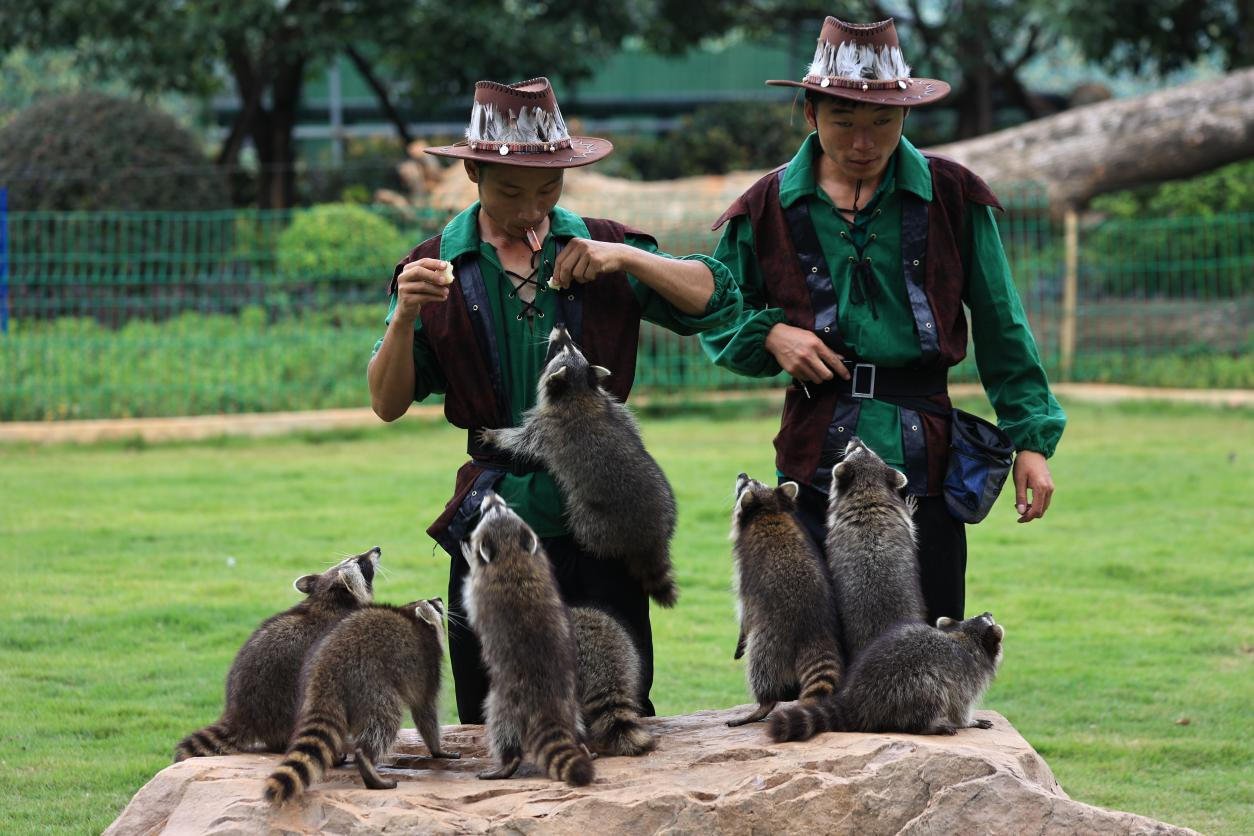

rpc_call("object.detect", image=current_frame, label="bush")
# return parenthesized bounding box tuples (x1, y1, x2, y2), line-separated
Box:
(275, 203, 409, 301)
(0, 91, 228, 211)
(1085, 160, 1254, 298)
(602, 102, 811, 181)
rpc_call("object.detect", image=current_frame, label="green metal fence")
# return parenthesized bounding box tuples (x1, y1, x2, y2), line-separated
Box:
(1, 189, 1250, 422)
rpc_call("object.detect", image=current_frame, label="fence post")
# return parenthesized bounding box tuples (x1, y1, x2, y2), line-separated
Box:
(1060, 205, 1078, 383)
(0, 186, 8, 334)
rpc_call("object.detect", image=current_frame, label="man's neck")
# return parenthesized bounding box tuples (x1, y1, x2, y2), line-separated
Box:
(814, 153, 885, 214)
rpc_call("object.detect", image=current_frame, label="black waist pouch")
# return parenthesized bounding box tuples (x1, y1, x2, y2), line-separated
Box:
(943, 409, 1015, 524)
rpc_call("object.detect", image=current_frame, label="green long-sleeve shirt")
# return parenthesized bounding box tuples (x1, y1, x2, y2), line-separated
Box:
(375, 202, 740, 536)
(700, 133, 1065, 473)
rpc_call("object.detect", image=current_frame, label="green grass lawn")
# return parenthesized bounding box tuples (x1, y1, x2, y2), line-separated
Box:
(1, 398, 1251, 834)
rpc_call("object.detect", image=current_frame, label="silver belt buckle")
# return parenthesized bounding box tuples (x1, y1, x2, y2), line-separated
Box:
(851, 363, 876, 399)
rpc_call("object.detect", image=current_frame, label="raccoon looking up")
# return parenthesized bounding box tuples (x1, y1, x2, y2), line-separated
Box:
(264, 598, 457, 804)
(825, 438, 926, 661)
(461, 492, 594, 786)
(770, 612, 1004, 741)
(571, 606, 655, 756)
(173, 547, 380, 762)
(478, 325, 679, 607)
(728, 474, 844, 727)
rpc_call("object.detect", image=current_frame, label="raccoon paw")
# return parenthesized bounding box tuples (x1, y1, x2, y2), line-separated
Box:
(972, 718, 994, 730)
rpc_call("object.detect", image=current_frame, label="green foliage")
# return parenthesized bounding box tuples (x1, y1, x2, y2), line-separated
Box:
(0, 403, 1251, 834)
(274, 204, 408, 299)
(602, 103, 811, 180)
(0, 91, 228, 212)
(1085, 160, 1254, 298)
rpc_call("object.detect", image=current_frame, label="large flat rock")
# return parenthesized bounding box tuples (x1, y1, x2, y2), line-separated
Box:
(105, 707, 1196, 835)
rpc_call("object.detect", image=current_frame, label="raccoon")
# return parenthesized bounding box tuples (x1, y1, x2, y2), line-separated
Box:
(825, 437, 926, 661)
(477, 325, 678, 607)
(727, 474, 845, 727)
(770, 612, 1004, 741)
(173, 547, 379, 762)
(570, 606, 655, 756)
(264, 598, 457, 804)
(461, 492, 594, 786)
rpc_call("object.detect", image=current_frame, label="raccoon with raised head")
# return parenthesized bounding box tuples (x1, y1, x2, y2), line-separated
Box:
(173, 547, 380, 762)
(264, 598, 457, 804)
(728, 474, 844, 727)
(478, 325, 678, 607)
(570, 606, 655, 756)
(461, 492, 594, 786)
(770, 612, 1004, 741)
(826, 437, 926, 661)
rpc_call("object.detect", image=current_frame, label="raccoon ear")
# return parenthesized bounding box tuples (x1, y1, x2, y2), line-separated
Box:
(547, 366, 568, 383)
(293, 575, 318, 595)
(891, 468, 909, 492)
(522, 529, 540, 555)
(478, 542, 493, 564)
(832, 462, 848, 481)
(591, 365, 611, 382)
(936, 616, 958, 629)
(991, 623, 1005, 640)
(737, 489, 757, 511)
(778, 481, 800, 501)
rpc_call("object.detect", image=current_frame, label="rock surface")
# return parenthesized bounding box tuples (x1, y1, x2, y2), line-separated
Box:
(105, 707, 1197, 835)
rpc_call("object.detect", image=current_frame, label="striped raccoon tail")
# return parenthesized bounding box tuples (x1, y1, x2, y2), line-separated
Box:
(264, 711, 345, 805)
(526, 720, 596, 786)
(768, 697, 845, 743)
(173, 721, 240, 763)
(587, 698, 656, 757)
(635, 555, 679, 608)
(796, 638, 844, 702)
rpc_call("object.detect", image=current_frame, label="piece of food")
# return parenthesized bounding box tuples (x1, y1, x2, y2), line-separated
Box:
(438, 262, 456, 284)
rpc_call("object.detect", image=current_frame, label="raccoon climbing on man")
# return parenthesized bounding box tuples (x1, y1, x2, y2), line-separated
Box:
(769, 612, 1004, 741)
(825, 437, 927, 661)
(477, 325, 679, 607)
(173, 547, 380, 762)
(264, 598, 457, 804)
(727, 474, 844, 727)
(570, 606, 656, 756)
(461, 492, 595, 786)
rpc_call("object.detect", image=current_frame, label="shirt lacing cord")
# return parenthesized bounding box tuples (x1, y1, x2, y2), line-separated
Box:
(835, 178, 881, 320)
(504, 249, 546, 329)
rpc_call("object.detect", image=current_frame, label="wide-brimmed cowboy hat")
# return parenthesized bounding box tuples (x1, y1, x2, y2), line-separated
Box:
(425, 77, 612, 168)
(767, 17, 949, 107)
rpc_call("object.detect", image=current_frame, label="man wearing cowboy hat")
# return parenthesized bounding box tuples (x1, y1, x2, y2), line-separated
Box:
(368, 78, 740, 723)
(701, 17, 1065, 629)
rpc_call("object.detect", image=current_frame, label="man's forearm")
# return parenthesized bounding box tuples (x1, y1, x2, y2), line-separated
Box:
(368, 315, 418, 421)
(621, 249, 714, 315)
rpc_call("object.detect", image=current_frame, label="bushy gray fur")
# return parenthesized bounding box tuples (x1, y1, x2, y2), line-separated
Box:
(264, 599, 457, 803)
(728, 474, 845, 727)
(825, 437, 925, 660)
(770, 612, 1004, 741)
(173, 547, 380, 762)
(461, 492, 594, 786)
(478, 325, 678, 607)
(570, 606, 655, 756)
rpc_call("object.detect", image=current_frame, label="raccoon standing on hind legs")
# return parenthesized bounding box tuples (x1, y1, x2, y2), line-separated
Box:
(826, 437, 927, 661)
(570, 606, 655, 756)
(461, 492, 595, 786)
(173, 547, 380, 762)
(478, 325, 679, 607)
(264, 598, 457, 804)
(728, 474, 844, 727)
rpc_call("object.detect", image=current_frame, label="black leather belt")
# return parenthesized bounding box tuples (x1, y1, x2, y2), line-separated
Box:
(794, 361, 950, 417)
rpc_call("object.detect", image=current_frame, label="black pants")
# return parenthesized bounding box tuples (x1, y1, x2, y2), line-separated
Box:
(791, 482, 967, 626)
(445, 533, 656, 725)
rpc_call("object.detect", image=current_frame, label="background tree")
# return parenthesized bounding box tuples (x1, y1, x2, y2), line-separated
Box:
(0, 0, 650, 208)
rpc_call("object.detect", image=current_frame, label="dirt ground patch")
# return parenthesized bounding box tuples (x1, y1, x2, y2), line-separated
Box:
(0, 384, 1248, 446)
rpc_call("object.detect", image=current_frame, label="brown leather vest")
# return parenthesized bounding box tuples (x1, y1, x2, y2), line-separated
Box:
(388, 216, 647, 547)
(713, 153, 1002, 494)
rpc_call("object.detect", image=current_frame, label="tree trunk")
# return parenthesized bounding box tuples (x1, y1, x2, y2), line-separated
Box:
(932, 67, 1254, 208)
